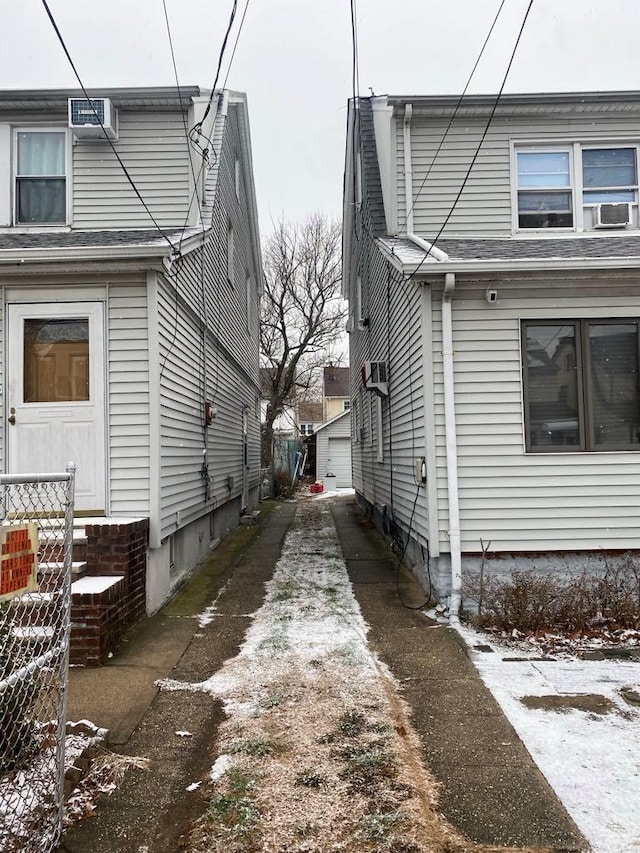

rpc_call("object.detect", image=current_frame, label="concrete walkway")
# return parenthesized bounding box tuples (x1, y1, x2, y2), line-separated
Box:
(59, 495, 584, 852)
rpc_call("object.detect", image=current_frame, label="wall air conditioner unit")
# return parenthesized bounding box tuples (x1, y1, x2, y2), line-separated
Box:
(594, 202, 631, 229)
(68, 97, 118, 140)
(361, 360, 388, 396)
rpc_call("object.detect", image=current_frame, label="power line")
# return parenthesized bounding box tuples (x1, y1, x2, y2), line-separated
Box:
(409, 0, 535, 280)
(222, 0, 252, 90)
(400, 0, 508, 233)
(39, 0, 177, 255)
(190, 0, 238, 151)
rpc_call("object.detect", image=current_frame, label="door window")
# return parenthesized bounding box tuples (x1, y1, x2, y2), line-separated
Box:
(24, 318, 89, 403)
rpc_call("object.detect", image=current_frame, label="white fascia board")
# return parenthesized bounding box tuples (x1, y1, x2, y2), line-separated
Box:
(407, 256, 640, 275)
(314, 408, 351, 433)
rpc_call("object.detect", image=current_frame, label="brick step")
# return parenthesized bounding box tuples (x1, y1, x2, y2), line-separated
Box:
(70, 575, 127, 667)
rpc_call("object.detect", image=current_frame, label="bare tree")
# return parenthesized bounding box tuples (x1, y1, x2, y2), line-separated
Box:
(261, 214, 346, 464)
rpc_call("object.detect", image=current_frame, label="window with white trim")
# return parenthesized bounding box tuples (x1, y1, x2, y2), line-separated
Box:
(522, 319, 640, 452)
(516, 149, 573, 229)
(15, 129, 67, 224)
(515, 143, 640, 231)
(299, 423, 314, 436)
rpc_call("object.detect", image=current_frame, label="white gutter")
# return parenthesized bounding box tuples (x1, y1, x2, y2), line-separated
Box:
(441, 272, 462, 626)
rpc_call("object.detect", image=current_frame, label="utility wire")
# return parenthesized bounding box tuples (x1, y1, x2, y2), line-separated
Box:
(190, 0, 238, 144)
(409, 0, 535, 280)
(222, 0, 252, 90)
(399, 0, 507, 233)
(40, 0, 177, 254)
(160, 0, 209, 443)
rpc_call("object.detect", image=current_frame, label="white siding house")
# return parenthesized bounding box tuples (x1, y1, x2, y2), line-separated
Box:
(0, 86, 263, 619)
(344, 92, 640, 613)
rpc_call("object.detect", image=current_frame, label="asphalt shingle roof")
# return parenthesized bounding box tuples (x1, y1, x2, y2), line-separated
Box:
(0, 227, 202, 252)
(380, 235, 640, 265)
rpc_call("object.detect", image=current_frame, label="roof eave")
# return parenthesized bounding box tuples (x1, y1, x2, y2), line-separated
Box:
(394, 256, 640, 277)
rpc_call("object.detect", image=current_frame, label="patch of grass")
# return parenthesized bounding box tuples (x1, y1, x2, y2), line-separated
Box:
(205, 770, 258, 840)
(260, 691, 283, 709)
(360, 810, 401, 841)
(338, 745, 398, 788)
(229, 736, 283, 758)
(295, 769, 325, 788)
(272, 583, 297, 602)
(258, 629, 290, 654)
(333, 640, 365, 666)
(338, 709, 366, 737)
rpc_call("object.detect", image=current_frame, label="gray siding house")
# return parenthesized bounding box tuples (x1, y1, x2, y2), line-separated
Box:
(343, 91, 640, 616)
(0, 86, 263, 625)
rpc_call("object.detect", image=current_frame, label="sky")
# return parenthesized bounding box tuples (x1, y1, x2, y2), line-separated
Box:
(2, 0, 640, 237)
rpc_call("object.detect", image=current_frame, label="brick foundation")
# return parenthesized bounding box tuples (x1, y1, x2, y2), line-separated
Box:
(69, 519, 149, 666)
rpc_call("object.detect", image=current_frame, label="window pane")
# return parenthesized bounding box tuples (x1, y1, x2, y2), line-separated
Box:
(518, 151, 570, 188)
(583, 190, 635, 204)
(518, 191, 572, 212)
(524, 324, 581, 449)
(17, 178, 66, 223)
(18, 132, 65, 176)
(589, 323, 640, 447)
(24, 319, 89, 403)
(583, 148, 636, 188)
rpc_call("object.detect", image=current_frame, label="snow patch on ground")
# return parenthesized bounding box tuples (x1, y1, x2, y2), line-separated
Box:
(461, 625, 640, 853)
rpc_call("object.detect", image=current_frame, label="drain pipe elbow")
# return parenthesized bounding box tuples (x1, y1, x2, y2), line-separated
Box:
(442, 272, 462, 626)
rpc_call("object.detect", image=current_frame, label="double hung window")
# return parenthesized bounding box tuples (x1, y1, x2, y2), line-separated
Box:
(522, 319, 640, 452)
(16, 130, 67, 224)
(515, 144, 639, 230)
(582, 147, 637, 204)
(517, 150, 573, 229)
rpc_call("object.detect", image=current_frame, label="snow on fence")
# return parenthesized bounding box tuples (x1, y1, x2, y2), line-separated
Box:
(0, 468, 75, 853)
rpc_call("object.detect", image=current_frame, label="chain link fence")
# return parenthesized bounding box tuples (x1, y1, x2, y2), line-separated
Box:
(0, 468, 75, 853)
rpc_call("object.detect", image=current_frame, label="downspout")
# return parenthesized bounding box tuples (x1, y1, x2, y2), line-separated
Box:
(403, 104, 448, 261)
(442, 272, 462, 625)
(403, 104, 460, 620)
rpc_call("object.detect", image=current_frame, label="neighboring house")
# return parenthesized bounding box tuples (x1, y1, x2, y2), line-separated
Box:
(297, 400, 324, 436)
(323, 365, 351, 420)
(315, 409, 352, 487)
(343, 91, 640, 614)
(0, 86, 262, 661)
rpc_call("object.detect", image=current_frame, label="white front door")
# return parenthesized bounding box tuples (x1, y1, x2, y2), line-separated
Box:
(7, 302, 107, 513)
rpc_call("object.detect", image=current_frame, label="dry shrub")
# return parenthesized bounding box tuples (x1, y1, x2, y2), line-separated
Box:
(466, 556, 640, 634)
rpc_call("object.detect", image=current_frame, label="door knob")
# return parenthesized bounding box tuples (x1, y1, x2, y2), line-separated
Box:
(8, 407, 15, 426)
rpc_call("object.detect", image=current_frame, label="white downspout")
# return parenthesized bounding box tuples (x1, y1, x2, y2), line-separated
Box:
(442, 272, 462, 625)
(403, 104, 449, 262)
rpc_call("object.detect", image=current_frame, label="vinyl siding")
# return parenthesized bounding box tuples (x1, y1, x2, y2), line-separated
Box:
(156, 104, 261, 539)
(348, 195, 430, 549)
(398, 112, 640, 237)
(73, 110, 192, 229)
(108, 277, 151, 515)
(432, 273, 640, 553)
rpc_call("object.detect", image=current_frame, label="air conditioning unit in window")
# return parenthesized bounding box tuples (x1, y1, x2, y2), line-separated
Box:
(593, 202, 631, 228)
(68, 98, 118, 140)
(361, 360, 388, 396)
